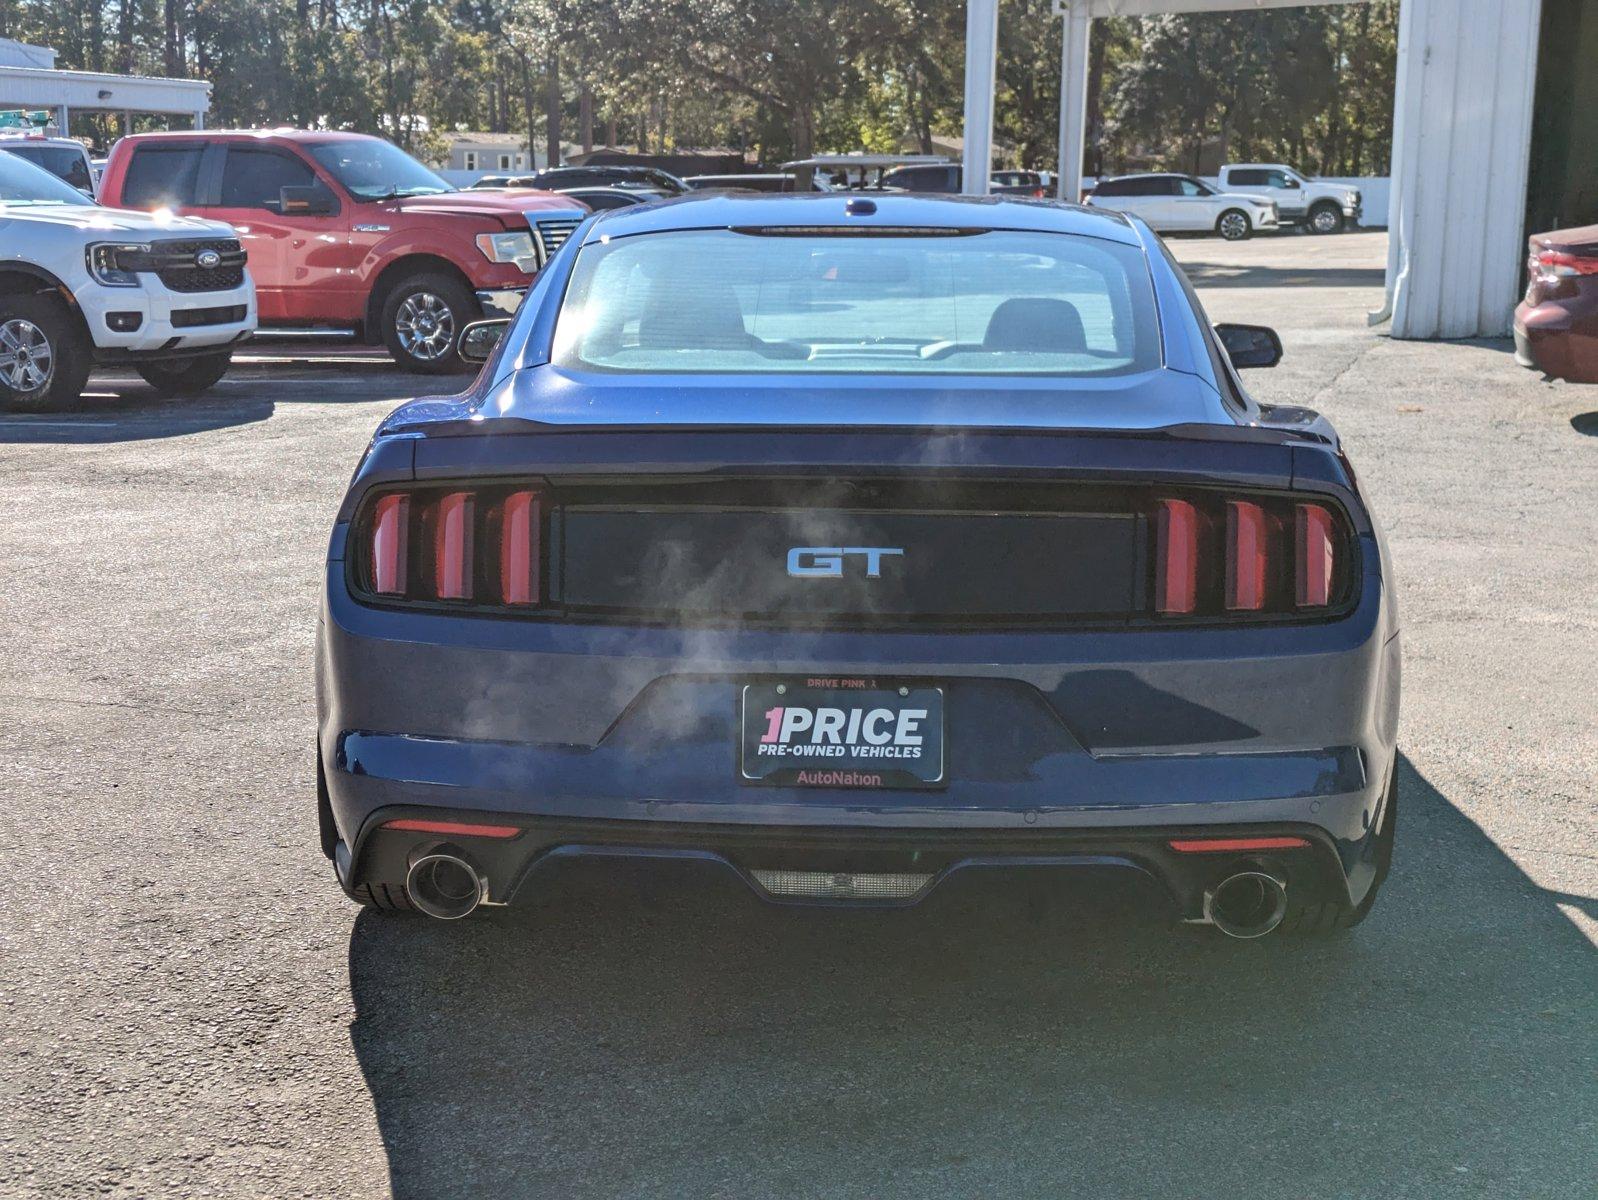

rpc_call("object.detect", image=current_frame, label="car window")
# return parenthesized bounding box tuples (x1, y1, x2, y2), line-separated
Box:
(3, 146, 92, 191)
(1124, 178, 1163, 197)
(1176, 178, 1208, 197)
(552, 227, 1161, 378)
(219, 147, 321, 210)
(0, 151, 94, 206)
(1093, 179, 1129, 197)
(1265, 171, 1294, 188)
(121, 144, 208, 208)
(1228, 169, 1267, 187)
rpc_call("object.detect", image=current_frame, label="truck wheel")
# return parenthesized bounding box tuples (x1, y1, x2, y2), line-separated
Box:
(0, 293, 92, 412)
(381, 273, 475, 374)
(135, 350, 233, 397)
(1308, 202, 1344, 235)
(1216, 209, 1252, 242)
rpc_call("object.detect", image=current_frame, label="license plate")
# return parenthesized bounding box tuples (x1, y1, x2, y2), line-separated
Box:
(739, 679, 945, 788)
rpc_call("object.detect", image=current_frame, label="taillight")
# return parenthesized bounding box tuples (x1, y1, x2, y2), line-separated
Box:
(1155, 494, 1350, 619)
(357, 484, 546, 609)
(1536, 250, 1598, 278)
(1155, 499, 1199, 614)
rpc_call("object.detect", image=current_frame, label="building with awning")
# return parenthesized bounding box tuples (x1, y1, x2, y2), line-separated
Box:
(960, 0, 1597, 339)
(0, 39, 209, 138)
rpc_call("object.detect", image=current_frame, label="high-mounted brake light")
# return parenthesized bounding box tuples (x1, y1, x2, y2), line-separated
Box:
(371, 493, 410, 595)
(433, 491, 475, 600)
(1295, 504, 1337, 608)
(1225, 500, 1269, 611)
(1155, 499, 1199, 614)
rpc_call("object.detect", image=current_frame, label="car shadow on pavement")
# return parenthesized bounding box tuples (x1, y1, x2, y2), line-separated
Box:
(1175, 262, 1388, 290)
(0, 391, 274, 443)
(346, 753, 1597, 1198)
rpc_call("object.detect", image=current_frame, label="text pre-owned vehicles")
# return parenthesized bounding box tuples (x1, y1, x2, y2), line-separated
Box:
(0, 150, 255, 410)
(317, 193, 1399, 938)
(1215, 164, 1361, 234)
(1514, 223, 1598, 383)
(1085, 173, 1278, 241)
(99, 131, 586, 373)
(0, 133, 97, 196)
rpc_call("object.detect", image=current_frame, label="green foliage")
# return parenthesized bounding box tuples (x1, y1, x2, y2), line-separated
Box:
(6, 0, 1398, 176)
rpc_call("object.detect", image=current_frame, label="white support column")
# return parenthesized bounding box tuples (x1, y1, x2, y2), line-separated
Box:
(961, 0, 1000, 196)
(193, 108, 205, 130)
(1055, 1, 1093, 202)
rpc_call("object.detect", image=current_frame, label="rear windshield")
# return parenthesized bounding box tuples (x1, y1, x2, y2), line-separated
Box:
(551, 227, 1160, 377)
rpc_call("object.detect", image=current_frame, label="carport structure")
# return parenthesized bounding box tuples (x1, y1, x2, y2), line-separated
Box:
(959, 0, 1553, 339)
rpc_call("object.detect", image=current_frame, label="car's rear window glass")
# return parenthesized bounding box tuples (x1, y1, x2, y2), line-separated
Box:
(121, 145, 207, 208)
(552, 228, 1159, 377)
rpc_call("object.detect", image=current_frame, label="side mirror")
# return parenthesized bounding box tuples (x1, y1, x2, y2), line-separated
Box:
(1215, 323, 1283, 370)
(1280, 178, 1301, 189)
(280, 185, 334, 215)
(458, 319, 510, 365)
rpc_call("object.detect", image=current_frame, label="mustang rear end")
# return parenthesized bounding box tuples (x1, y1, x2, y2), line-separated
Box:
(316, 194, 1400, 937)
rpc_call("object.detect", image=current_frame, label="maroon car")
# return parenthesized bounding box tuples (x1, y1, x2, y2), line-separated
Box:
(1514, 224, 1598, 383)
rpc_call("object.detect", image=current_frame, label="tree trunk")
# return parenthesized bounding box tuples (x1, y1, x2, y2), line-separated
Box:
(165, 0, 182, 76)
(544, 49, 561, 168)
(1086, 21, 1108, 178)
(520, 52, 537, 171)
(118, 0, 136, 72)
(579, 88, 593, 154)
(606, 115, 617, 149)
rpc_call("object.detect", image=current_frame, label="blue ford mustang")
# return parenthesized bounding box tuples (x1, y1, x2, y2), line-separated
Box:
(315, 193, 1400, 938)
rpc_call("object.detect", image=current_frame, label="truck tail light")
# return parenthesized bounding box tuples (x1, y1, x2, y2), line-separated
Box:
(356, 485, 546, 610)
(1155, 494, 1351, 619)
(1536, 250, 1598, 278)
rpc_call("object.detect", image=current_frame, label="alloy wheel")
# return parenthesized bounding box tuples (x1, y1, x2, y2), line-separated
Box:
(393, 292, 457, 362)
(1312, 208, 1340, 234)
(1219, 213, 1249, 241)
(0, 318, 53, 394)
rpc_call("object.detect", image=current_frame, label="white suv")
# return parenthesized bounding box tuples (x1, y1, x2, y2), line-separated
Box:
(0, 151, 256, 411)
(1085, 173, 1279, 241)
(1215, 164, 1361, 234)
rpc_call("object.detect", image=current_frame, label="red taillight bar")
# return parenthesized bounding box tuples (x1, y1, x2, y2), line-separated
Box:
(499, 490, 541, 606)
(1168, 836, 1310, 853)
(1295, 504, 1337, 608)
(433, 491, 475, 600)
(371, 493, 410, 595)
(382, 818, 522, 839)
(1155, 498, 1199, 614)
(1536, 250, 1598, 277)
(1224, 500, 1269, 611)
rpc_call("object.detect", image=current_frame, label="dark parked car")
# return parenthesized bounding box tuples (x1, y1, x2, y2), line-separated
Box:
(1514, 223, 1598, 383)
(686, 172, 834, 193)
(556, 186, 654, 210)
(317, 193, 1399, 940)
(513, 165, 689, 195)
(878, 163, 1046, 197)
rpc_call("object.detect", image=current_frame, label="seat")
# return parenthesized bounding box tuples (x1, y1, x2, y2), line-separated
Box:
(982, 297, 1087, 353)
(637, 277, 749, 350)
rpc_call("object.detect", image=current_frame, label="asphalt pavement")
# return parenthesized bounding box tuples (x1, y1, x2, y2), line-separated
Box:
(1, 230, 1594, 1198)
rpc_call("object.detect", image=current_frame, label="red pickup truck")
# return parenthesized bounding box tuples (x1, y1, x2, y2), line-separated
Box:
(100, 130, 587, 372)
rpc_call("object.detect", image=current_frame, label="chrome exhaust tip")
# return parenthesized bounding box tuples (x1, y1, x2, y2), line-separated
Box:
(405, 853, 486, 920)
(1204, 869, 1288, 939)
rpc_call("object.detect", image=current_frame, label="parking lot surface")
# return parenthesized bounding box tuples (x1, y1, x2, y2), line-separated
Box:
(2, 231, 1594, 1198)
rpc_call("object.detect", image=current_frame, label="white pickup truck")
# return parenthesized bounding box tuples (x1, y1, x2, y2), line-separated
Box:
(1215, 164, 1362, 234)
(0, 150, 256, 411)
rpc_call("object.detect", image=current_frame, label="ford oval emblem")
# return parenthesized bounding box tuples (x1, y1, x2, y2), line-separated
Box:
(196, 249, 222, 270)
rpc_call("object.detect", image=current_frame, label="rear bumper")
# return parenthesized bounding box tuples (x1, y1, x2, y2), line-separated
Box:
(337, 806, 1384, 919)
(1514, 298, 1598, 382)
